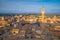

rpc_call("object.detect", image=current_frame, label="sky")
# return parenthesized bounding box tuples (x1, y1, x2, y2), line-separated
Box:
(0, 0, 60, 14)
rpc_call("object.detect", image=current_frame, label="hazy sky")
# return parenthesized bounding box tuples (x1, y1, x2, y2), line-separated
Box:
(0, 0, 60, 14)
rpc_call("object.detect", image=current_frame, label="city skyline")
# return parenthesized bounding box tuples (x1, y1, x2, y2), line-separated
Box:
(0, 0, 60, 14)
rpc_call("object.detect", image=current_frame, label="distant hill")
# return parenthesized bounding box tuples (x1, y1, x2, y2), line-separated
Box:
(0, 13, 60, 16)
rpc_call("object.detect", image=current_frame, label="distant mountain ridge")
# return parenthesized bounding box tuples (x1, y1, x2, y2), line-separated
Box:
(0, 13, 60, 16)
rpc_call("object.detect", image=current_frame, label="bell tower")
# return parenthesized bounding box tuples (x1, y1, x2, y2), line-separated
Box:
(41, 7, 45, 23)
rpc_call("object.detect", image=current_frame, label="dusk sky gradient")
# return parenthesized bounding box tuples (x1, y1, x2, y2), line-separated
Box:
(0, 0, 60, 14)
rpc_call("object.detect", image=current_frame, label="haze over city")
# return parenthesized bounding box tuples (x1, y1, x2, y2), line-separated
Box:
(0, 0, 60, 14)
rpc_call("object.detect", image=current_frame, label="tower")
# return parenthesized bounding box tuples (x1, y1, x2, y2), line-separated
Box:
(50, 15, 57, 24)
(53, 15, 56, 21)
(41, 7, 45, 23)
(2, 16, 4, 20)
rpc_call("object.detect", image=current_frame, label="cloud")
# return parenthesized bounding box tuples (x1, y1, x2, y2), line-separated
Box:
(0, 8, 18, 11)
